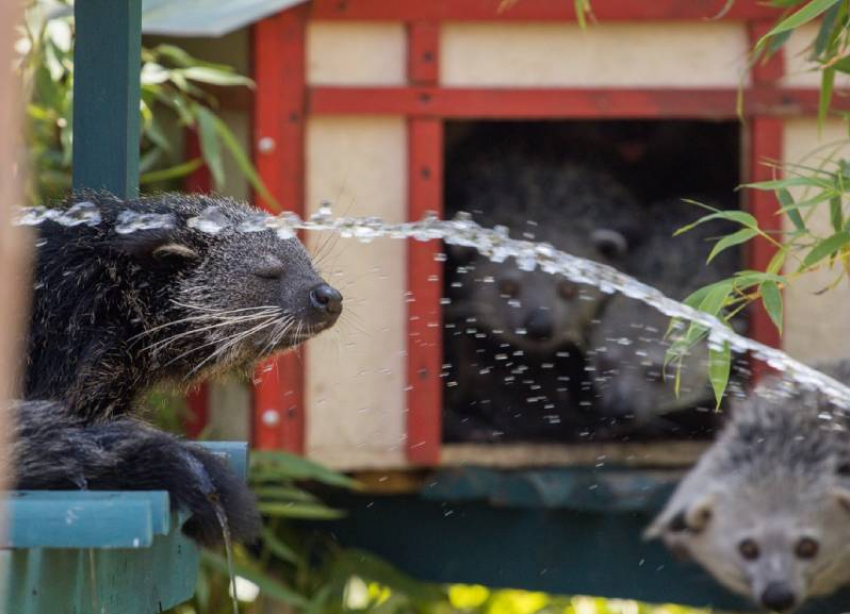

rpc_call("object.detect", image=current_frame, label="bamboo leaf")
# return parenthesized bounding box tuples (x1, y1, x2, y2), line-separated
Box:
(257, 502, 346, 519)
(708, 340, 732, 408)
(830, 195, 844, 231)
(195, 106, 225, 189)
(707, 228, 758, 263)
(260, 527, 302, 565)
(251, 450, 359, 489)
(813, 0, 843, 57)
(757, 0, 842, 48)
(182, 66, 254, 88)
(212, 115, 281, 210)
(801, 230, 850, 268)
(760, 281, 784, 334)
(819, 66, 836, 126)
(674, 210, 759, 236)
(140, 158, 204, 184)
(777, 188, 807, 231)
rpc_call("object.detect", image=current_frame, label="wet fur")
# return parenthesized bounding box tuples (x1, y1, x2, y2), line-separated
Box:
(16, 193, 339, 546)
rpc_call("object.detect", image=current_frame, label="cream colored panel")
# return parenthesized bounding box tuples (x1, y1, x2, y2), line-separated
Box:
(441, 22, 749, 87)
(305, 117, 408, 470)
(782, 119, 850, 364)
(307, 23, 406, 85)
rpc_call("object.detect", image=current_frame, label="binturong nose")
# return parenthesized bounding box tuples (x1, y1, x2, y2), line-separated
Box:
(760, 582, 797, 613)
(524, 309, 553, 341)
(309, 283, 343, 316)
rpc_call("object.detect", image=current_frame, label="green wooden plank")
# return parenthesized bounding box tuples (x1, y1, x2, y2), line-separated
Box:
(72, 0, 142, 198)
(1, 512, 199, 614)
(1, 491, 171, 549)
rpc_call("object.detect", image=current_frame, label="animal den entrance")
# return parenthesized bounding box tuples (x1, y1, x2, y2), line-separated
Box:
(440, 120, 748, 461)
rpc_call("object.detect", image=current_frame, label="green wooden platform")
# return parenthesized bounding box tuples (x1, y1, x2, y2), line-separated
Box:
(0, 441, 247, 614)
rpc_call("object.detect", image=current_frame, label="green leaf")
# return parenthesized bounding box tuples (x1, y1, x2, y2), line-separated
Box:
(201, 551, 309, 606)
(812, 0, 843, 57)
(212, 115, 282, 210)
(707, 228, 758, 263)
(140, 158, 204, 184)
(182, 66, 254, 88)
(819, 66, 836, 126)
(708, 340, 732, 408)
(830, 195, 844, 232)
(260, 527, 302, 565)
(257, 502, 346, 519)
(777, 188, 807, 231)
(699, 281, 734, 317)
(757, 0, 842, 48)
(801, 230, 850, 268)
(744, 176, 832, 190)
(194, 106, 226, 189)
(674, 210, 758, 236)
(767, 248, 788, 274)
(760, 281, 784, 334)
(250, 450, 359, 489)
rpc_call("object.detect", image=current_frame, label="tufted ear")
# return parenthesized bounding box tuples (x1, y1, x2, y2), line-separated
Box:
(113, 228, 200, 265)
(645, 493, 715, 540)
(592, 228, 629, 260)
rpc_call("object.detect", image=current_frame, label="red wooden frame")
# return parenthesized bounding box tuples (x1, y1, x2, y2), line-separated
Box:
(251, 0, 813, 465)
(406, 22, 444, 465)
(252, 5, 309, 453)
(309, 0, 777, 22)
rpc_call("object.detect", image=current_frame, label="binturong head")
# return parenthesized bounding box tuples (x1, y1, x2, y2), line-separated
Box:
(25, 192, 343, 418)
(645, 367, 850, 612)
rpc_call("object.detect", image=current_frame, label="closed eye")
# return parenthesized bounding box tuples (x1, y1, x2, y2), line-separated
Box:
(253, 262, 285, 279)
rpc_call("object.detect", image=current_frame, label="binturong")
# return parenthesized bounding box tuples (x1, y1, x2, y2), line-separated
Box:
(646, 359, 850, 613)
(11, 192, 343, 546)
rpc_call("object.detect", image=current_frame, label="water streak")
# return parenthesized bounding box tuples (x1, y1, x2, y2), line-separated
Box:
(14, 203, 850, 410)
(212, 500, 240, 614)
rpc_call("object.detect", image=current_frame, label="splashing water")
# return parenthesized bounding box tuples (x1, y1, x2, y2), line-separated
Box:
(14, 202, 850, 411)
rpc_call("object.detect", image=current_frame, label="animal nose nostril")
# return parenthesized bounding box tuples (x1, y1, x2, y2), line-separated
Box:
(310, 284, 343, 315)
(761, 583, 797, 612)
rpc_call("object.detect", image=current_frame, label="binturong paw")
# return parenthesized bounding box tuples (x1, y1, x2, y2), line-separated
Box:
(177, 443, 262, 547)
(100, 427, 261, 547)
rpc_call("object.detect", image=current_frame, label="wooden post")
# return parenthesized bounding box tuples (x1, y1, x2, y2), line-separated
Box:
(72, 0, 142, 198)
(0, 0, 29, 508)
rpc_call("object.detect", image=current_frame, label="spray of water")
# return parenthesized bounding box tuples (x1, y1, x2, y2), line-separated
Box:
(13, 200, 850, 411)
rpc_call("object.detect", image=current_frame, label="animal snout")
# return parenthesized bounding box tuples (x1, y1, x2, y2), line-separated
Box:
(309, 283, 343, 316)
(524, 309, 553, 341)
(760, 582, 797, 613)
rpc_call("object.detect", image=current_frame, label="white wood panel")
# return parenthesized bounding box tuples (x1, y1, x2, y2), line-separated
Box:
(441, 22, 750, 87)
(305, 116, 408, 470)
(307, 22, 406, 85)
(782, 119, 850, 364)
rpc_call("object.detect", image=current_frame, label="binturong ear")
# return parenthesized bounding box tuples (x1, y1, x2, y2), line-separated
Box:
(645, 493, 715, 540)
(591, 228, 629, 260)
(113, 228, 200, 266)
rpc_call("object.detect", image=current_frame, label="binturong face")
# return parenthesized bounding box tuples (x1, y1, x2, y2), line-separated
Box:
(454, 229, 628, 354)
(111, 198, 343, 380)
(648, 474, 850, 613)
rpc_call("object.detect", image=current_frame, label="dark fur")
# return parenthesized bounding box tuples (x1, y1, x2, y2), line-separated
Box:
(16, 193, 341, 546)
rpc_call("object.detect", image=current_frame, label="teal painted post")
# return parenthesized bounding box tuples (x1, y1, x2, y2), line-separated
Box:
(72, 0, 142, 198)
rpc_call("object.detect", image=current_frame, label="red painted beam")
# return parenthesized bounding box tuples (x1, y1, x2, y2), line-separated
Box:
(310, 86, 844, 119)
(311, 0, 777, 22)
(252, 6, 309, 453)
(747, 22, 784, 380)
(406, 22, 444, 466)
